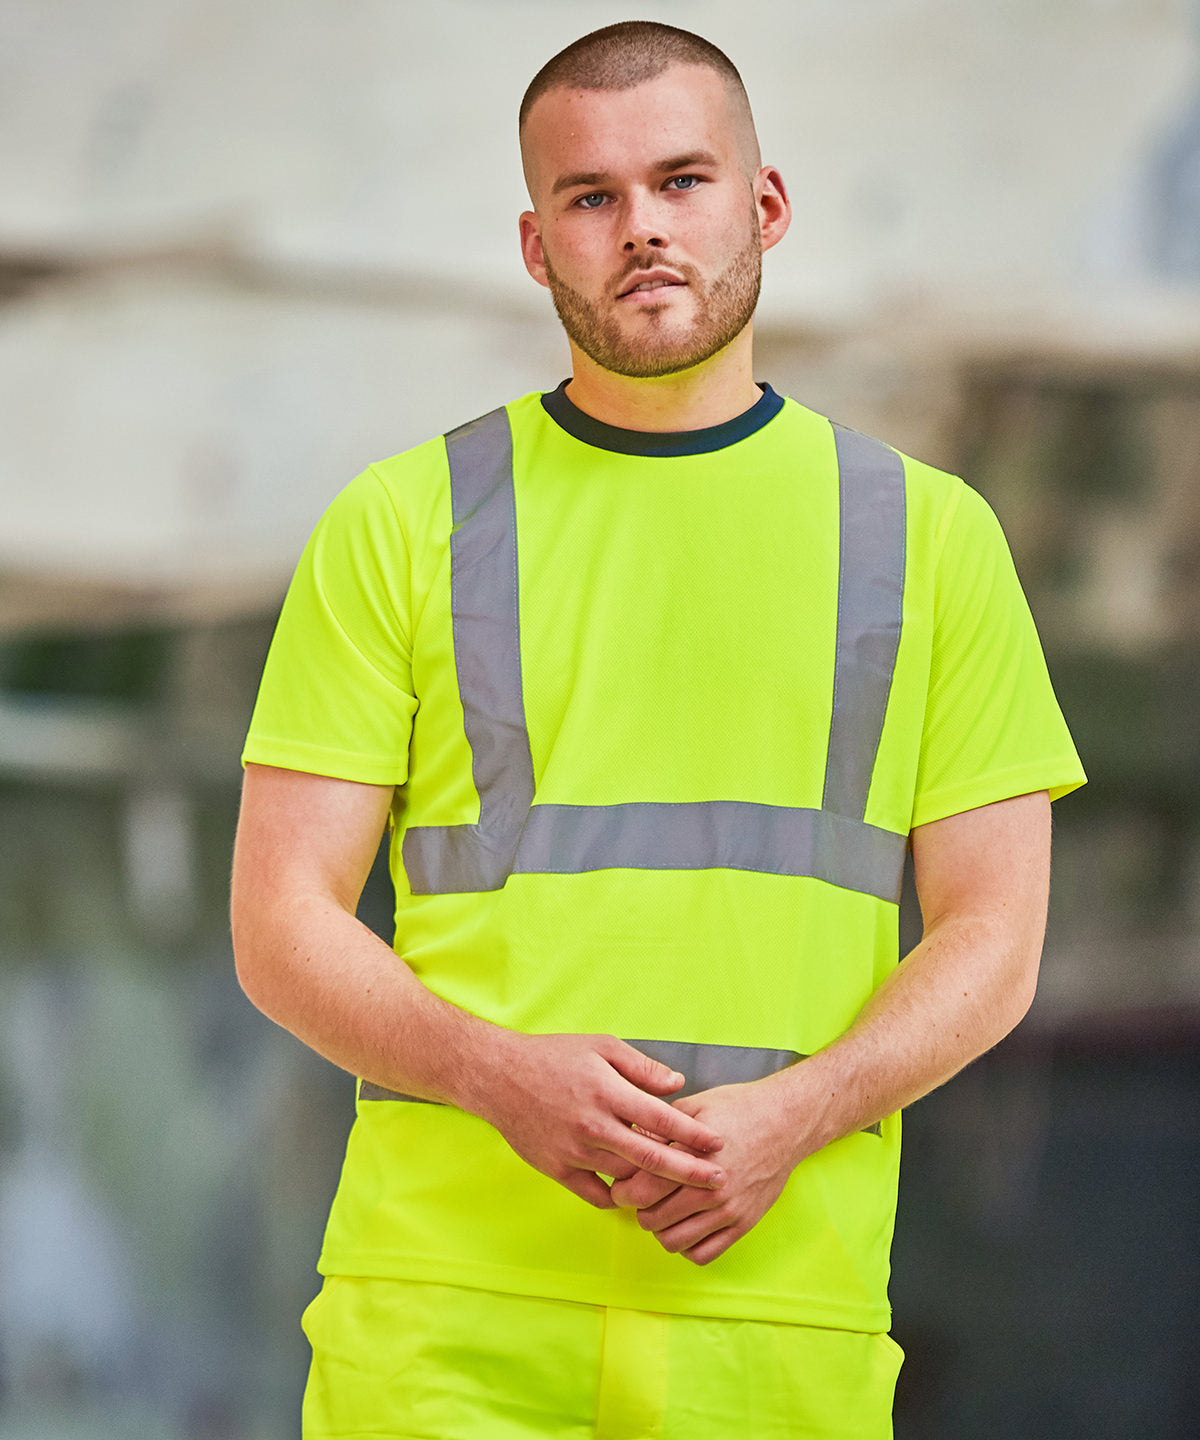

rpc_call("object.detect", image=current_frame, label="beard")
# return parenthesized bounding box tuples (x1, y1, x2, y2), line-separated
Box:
(541, 214, 763, 379)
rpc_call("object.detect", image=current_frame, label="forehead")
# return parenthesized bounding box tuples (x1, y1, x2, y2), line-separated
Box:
(521, 64, 744, 200)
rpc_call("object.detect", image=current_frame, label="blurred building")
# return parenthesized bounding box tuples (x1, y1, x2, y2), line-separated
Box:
(2, 2, 1199, 1437)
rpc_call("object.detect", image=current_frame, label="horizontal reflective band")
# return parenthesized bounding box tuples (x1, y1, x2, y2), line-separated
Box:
(359, 1039, 799, 1105)
(404, 806, 904, 903)
(515, 801, 905, 901)
(359, 1040, 881, 1136)
(622, 1039, 802, 1099)
(404, 802, 905, 901)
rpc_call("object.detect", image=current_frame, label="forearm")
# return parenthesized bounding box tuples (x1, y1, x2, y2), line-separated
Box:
(230, 764, 726, 1205)
(232, 884, 506, 1110)
(616, 791, 1051, 1260)
(771, 903, 1041, 1164)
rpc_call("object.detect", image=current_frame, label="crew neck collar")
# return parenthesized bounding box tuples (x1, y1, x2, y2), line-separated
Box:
(540, 380, 783, 457)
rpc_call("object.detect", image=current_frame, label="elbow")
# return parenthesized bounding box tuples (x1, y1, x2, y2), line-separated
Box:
(230, 892, 279, 1020)
(999, 938, 1043, 1038)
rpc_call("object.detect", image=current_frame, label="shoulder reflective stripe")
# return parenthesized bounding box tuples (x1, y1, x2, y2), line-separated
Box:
(823, 424, 907, 821)
(402, 407, 534, 892)
(402, 408, 908, 900)
(512, 801, 905, 903)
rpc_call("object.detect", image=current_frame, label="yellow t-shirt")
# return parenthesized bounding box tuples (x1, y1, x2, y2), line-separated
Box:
(243, 385, 1084, 1329)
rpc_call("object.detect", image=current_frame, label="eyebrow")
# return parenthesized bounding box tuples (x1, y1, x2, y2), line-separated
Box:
(550, 151, 721, 197)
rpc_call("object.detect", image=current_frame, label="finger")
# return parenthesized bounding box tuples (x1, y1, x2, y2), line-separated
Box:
(651, 1207, 732, 1255)
(614, 1130, 725, 1190)
(635, 1184, 722, 1234)
(584, 1121, 722, 1189)
(610, 1172, 677, 1209)
(623, 1093, 723, 1156)
(682, 1228, 741, 1266)
(601, 1038, 686, 1097)
(561, 1170, 617, 1210)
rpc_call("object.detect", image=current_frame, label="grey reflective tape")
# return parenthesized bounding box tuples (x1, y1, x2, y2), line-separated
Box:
(401, 407, 534, 892)
(358, 1039, 798, 1105)
(823, 425, 907, 821)
(402, 410, 908, 901)
(358, 1081, 436, 1103)
(623, 1039, 803, 1099)
(512, 801, 906, 903)
(359, 1042, 881, 1135)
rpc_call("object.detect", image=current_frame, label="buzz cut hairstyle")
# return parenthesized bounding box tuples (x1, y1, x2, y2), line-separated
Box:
(519, 20, 750, 132)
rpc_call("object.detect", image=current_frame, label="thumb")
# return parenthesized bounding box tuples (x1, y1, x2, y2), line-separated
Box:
(604, 1038, 686, 1096)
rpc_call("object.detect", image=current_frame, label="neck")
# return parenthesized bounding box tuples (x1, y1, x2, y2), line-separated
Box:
(564, 326, 761, 432)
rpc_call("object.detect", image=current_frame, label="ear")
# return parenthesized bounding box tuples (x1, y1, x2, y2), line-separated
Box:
(519, 211, 550, 289)
(754, 166, 791, 254)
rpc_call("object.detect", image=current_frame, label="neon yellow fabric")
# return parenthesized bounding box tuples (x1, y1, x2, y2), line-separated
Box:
(243, 390, 1085, 1330)
(301, 1275, 904, 1439)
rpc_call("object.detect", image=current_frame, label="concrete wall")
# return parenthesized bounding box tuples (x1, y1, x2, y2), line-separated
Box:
(2, 0, 1199, 595)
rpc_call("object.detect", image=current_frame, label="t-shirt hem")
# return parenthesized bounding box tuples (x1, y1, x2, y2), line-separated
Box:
(910, 759, 1087, 831)
(315, 1247, 891, 1332)
(241, 736, 407, 787)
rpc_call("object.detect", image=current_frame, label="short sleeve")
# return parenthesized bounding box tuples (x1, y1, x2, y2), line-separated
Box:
(911, 484, 1085, 828)
(242, 468, 419, 785)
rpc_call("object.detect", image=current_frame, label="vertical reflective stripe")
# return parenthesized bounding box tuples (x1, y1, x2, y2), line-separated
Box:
(823, 425, 907, 821)
(402, 407, 534, 892)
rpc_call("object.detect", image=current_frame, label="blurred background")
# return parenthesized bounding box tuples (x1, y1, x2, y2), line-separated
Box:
(1, 1, 1199, 1436)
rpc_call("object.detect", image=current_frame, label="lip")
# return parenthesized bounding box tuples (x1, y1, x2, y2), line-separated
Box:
(616, 269, 687, 300)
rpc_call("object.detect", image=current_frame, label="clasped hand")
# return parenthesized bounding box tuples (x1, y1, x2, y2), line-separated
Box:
(477, 1032, 727, 1211)
(608, 1077, 800, 1267)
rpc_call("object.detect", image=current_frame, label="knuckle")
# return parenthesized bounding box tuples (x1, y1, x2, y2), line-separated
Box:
(634, 1141, 660, 1170)
(577, 1117, 605, 1146)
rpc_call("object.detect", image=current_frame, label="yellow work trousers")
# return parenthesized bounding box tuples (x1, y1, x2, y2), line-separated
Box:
(301, 1275, 902, 1439)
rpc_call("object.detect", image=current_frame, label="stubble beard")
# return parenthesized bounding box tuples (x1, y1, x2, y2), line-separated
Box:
(542, 214, 763, 380)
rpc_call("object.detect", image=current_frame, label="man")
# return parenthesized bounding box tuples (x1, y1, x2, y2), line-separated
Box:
(232, 20, 1084, 1439)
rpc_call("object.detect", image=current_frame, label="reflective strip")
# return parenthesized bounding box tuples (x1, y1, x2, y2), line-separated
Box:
(402, 407, 534, 891)
(358, 1039, 882, 1134)
(511, 801, 905, 902)
(359, 1039, 801, 1105)
(823, 424, 907, 821)
(402, 412, 907, 900)
(622, 1039, 803, 1099)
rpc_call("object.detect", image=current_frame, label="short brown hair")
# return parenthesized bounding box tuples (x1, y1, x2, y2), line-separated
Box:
(519, 21, 750, 132)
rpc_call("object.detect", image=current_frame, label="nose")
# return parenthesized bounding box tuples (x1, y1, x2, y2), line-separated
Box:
(623, 193, 668, 251)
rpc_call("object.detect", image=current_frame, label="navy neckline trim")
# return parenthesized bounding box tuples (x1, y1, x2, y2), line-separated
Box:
(540, 380, 783, 456)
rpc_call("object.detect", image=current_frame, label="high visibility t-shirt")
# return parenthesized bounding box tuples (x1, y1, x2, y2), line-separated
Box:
(242, 383, 1085, 1331)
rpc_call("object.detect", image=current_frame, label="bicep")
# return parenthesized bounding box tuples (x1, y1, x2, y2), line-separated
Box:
(232, 762, 394, 917)
(911, 790, 1051, 957)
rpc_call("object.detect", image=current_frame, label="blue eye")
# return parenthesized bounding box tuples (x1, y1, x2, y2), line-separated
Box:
(667, 175, 700, 190)
(575, 193, 606, 209)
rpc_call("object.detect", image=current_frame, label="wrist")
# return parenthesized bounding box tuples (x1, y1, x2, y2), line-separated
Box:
(442, 1017, 524, 1121)
(770, 1052, 849, 1164)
